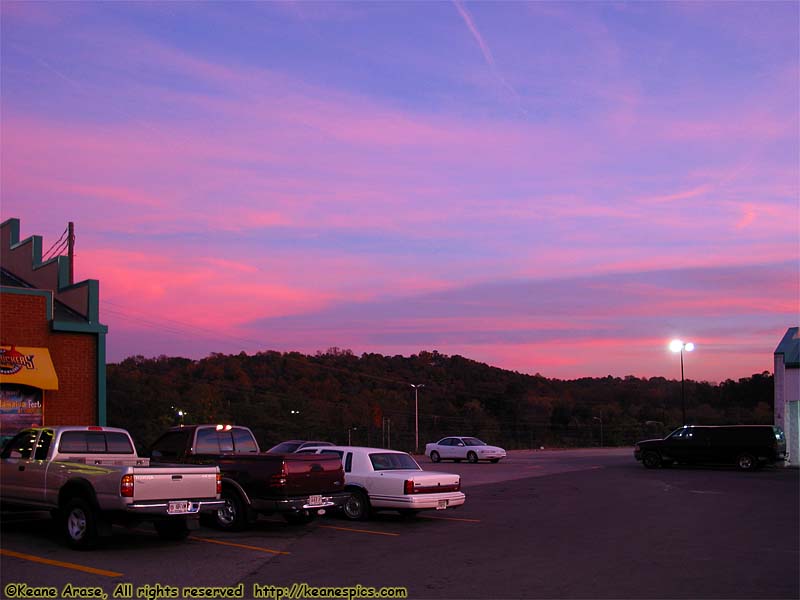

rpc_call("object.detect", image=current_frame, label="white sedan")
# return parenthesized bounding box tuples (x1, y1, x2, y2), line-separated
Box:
(425, 437, 506, 463)
(296, 445, 465, 520)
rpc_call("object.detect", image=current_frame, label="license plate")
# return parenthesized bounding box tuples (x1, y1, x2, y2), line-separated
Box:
(168, 501, 190, 514)
(436, 500, 448, 510)
(308, 495, 323, 506)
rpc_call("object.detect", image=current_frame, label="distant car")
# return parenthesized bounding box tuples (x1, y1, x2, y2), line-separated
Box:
(425, 436, 506, 463)
(266, 440, 334, 453)
(634, 425, 786, 471)
(296, 445, 465, 520)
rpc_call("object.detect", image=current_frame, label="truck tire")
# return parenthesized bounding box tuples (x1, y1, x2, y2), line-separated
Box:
(736, 453, 758, 471)
(62, 497, 99, 550)
(642, 451, 662, 469)
(154, 519, 191, 541)
(214, 489, 248, 531)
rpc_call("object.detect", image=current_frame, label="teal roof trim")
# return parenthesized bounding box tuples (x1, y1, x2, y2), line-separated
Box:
(52, 321, 108, 334)
(0, 286, 54, 320)
(2, 218, 107, 330)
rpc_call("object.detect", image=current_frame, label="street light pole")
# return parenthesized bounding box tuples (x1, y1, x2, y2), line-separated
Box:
(670, 340, 695, 426)
(410, 384, 424, 453)
(593, 416, 603, 447)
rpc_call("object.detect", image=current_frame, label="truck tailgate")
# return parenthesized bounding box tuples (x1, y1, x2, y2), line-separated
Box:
(131, 466, 218, 501)
(283, 455, 343, 496)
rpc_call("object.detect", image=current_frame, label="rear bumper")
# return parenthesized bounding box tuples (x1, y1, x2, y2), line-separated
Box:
(371, 491, 466, 511)
(251, 491, 350, 514)
(126, 499, 225, 515)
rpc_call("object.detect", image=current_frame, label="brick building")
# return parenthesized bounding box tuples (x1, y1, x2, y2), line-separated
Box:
(0, 218, 107, 442)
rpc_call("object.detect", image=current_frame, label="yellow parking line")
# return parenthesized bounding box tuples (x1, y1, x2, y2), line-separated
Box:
(0, 549, 123, 578)
(419, 515, 481, 523)
(319, 525, 400, 537)
(189, 536, 290, 555)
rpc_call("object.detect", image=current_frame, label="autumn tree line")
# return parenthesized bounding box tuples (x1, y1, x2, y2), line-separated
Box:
(106, 348, 775, 453)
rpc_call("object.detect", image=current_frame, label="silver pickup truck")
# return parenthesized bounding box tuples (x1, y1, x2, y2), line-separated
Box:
(0, 426, 223, 549)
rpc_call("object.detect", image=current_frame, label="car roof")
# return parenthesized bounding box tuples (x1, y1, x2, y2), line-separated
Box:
(301, 445, 410, 454)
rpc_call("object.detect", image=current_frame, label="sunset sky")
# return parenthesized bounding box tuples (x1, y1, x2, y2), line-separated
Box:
(2, 1, 798, 383)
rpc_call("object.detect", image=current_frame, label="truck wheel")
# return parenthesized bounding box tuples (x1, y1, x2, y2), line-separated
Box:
(215, 489, 247, 531)
(642, 451, 662, 469)
(342, 489, 370, 521)
(467, 452, 478, 463)
(63, 497, 99, 550)
(736, 453, 758, 471)
(154, 519, 191, 541)
(430, 451, 441, 463)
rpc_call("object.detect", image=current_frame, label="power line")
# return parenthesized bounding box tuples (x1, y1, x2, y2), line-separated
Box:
(42, 237, 69, 262)
(41, 227, 68, 261)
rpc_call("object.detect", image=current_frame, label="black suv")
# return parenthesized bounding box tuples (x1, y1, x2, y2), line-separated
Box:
(634, 425, 786, 471)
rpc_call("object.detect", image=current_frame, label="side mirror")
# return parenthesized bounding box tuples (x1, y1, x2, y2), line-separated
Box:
(457, 443, 465, 447)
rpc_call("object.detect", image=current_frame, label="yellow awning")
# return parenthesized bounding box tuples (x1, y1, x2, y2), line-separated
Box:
(0, 346, 59, 390)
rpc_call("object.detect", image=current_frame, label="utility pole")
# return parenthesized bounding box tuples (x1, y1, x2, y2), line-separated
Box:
(68, 222, 75, 284)
(410, 384, 424, 453)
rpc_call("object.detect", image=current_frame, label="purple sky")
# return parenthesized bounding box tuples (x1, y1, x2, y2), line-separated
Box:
(2, 1, 798, 382)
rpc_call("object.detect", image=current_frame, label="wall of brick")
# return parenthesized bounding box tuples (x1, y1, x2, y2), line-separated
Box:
(0, 294, 50, 341)
(1, 292, 97, 425)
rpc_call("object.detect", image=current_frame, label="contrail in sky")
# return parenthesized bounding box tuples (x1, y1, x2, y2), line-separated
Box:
(453, 0, 497, 69)
(453, 0, 527, 116)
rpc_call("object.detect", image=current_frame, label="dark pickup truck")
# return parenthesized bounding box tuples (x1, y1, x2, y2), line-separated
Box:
(149, 424, 349, 530)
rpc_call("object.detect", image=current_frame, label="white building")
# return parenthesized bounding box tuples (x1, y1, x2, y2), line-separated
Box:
(774, 327, 799, 467)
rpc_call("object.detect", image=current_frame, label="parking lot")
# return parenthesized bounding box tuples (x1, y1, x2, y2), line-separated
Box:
(2, 448, 798, 599)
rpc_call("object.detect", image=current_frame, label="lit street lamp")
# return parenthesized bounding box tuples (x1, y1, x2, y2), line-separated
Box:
(171, 406, 187, 425)
(410, 384, 425, 453)
(669, 339, 695, 425)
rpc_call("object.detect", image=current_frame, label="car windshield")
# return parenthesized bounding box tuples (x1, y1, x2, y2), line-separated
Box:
(666, 428, 688, 439)
(463, 438, 487, 446)
(299, 441, 333, 449)
(268, 441, 302, 453)
(369, 452, 421, 471)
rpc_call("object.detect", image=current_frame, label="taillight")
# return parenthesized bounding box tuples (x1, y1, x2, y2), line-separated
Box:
(404, 480, 416, 494)
(455, 477, 461, 492)
(216, 473, 222, 495)
(120, 474, 134, 497)
(270, 461, 288, 487)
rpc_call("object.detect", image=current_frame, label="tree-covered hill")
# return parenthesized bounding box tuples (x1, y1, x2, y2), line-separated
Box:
(107, 348, 774, 452)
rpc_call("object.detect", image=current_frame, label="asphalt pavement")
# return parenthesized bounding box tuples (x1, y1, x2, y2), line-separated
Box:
(2, 448, 797, 599)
